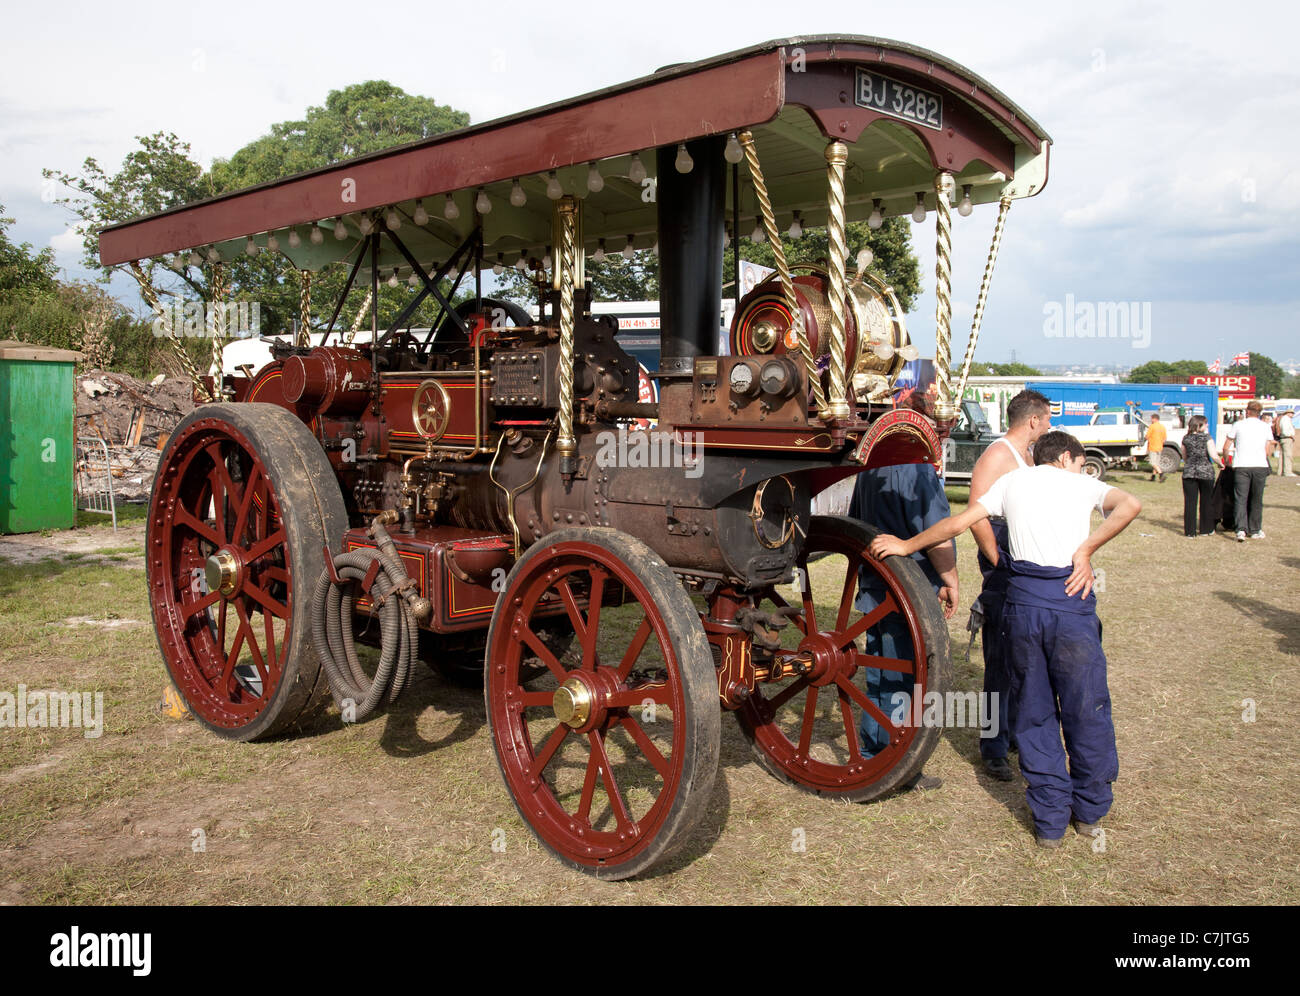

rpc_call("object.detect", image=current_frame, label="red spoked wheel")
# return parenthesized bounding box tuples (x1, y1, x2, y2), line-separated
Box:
(148, 403, 347, 741)
(734, 515, 948, 800)
(485, 528, 719, 880)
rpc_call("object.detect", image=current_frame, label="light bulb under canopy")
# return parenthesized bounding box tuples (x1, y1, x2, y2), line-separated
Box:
(310, 223, 324, 245)
(958, 185, 973, 217)
(359, 214, 374, 235)
(385, 208, 401, 230)
(868, 199, 883, 230)
(244, 236, 257, 256)
(628, 152, 646, 184)
(750, 221, 765, 244)
(674, 143, 693, 174)
(444, 194, 460, 220)
(387, 268, 399, 289)
(587, 162, 604, 192)
(334, 218, 348, 240)
(622, 235, 634, 260)
(413, 199, 429, 226)
(911, 193, 927, 224)
(493, 254, 504, 275)
(724, 132, 743, 164)
(475, 189, 491, 214)
(788, 211, 803, 239)
(188, 251, 202, 266)
(592, 239, 606, 263)
(287, 228, 301, 249)
(546, 171, 563, 200)
(207, 247, 221, 262)
(266, 232, 279, 252)
(510, 179, 527, 207)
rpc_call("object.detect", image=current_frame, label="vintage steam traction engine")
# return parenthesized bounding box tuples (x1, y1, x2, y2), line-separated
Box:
(100, 36, 1050, 879)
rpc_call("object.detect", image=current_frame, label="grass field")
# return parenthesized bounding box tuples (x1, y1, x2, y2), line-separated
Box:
(1, 471, 1297, 905)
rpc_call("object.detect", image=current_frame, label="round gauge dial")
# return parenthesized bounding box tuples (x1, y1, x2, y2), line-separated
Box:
(729, 361, 758, 397)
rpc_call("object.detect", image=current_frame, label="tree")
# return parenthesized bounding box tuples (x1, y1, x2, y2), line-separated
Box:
(0, 205, 59, 302)
(980, 362, 1042, 376)
(1126, 359, 1209, 383)
(1230, 353, 1284, 398)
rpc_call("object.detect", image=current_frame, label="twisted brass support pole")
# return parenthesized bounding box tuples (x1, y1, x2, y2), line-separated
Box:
(822, 142, 852, 421)
(555, 196, 579, 473)
(209, 262, 228, 394)
(738, 130, 826, 414)
(931, 172, 958, 421)
(344, 288, 373, 347)
(129, 260, 213, 401)
(298, 269, 313, 347)
(953, 196, 1012, 403)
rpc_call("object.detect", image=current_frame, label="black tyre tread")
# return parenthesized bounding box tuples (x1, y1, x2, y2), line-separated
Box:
(737, 515, 948, 802)
(484, 527, 719, 880)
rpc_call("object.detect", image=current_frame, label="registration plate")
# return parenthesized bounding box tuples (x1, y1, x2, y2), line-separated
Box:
(854, 68, 943, 131)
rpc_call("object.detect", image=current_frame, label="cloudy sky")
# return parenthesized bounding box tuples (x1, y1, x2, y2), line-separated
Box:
(2, 0, 1296, 369)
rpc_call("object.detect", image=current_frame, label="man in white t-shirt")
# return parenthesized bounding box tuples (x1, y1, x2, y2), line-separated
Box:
(1223, 400, 1276, 540)
(870, 432, 1142, 848)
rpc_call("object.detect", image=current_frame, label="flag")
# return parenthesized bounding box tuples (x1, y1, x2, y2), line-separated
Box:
(1232, 351, 1250, 367)
(1208, 357, 1221, 373)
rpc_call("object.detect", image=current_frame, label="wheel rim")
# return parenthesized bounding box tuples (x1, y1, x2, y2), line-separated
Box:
(486, 540, 689, 870)
(737, 522, 930, 794)
(150, 418, 293, 729)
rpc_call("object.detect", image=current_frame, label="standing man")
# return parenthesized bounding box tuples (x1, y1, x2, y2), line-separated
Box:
(1146, 412, 1168, 482)
(850, 445, 957, 792)
(1223, 400, 1276, 540)
(968, 389, 1052, 782)
(1274, 410, 1295, 477)
(869, 432, 1142, 847)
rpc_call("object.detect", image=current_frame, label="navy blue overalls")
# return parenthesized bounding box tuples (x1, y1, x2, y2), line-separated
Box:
(1001, 559, 1120, 840)
(848, 463, 951, 755)
(977, 519, 1013, 761)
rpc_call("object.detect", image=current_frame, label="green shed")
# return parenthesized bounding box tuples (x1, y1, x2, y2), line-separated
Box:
(0, 341, 84, 534)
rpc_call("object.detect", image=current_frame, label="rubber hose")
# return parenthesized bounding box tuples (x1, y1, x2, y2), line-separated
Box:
(311, 549, 416, 721)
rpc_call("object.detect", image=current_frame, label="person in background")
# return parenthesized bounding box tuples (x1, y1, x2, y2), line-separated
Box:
(1146, 412, 1168, 482)
(1223, 400, 1276, 541)
(869, 432, 1142, 848)
(849, 426, 957, 793)
(1179, 415, 1223, 537)
(968, 389, 1051, 782)
(1274, 410, 1295, 477)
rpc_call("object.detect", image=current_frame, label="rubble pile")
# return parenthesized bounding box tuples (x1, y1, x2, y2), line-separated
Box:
(76, 371, 195, 503)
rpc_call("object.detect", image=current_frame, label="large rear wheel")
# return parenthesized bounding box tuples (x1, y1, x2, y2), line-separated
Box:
(734, 515, 948, 801)
(485, 528, 719, 879)
(148, 403, 347, 741)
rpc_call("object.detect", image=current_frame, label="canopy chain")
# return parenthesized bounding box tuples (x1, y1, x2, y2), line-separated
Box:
(931, 171, 957, 421)
(953, 195, 1013, 403)
(737, 130, 827, 415)
(128, 260, 214, 402)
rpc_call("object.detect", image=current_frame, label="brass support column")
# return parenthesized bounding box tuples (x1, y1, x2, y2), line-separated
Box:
(739, 130, 826, 414)
(298, 269, 313, 347)
(931, 171, 958, 421)
(555, 196, 579, 474)
(953, 195, 1012, 403)
(822, 141, 852, 422)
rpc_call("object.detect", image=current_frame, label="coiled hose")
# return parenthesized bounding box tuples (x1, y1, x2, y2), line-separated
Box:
(311, 512, 430, 721)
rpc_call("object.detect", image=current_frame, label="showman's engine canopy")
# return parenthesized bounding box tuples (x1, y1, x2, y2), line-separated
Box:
(101, 36, 1050, 880)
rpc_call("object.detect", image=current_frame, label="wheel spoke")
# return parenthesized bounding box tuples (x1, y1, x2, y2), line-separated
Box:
(607, 685, 670, 709)
(236, 602, 269, 689)
(556, 578, 587, 648)
(576, 740, 602, 825)
(834, 674, 898, 735)
(517, 691, 555, 708)
(764, 674, 810, 713)
(528, 724, 569, 779)
(616, 616, 653, 681)
(798, 558, 818, 632)
(838, 686, 863, 761)
(263, 604, 278, 671)
(231, 465, 263, 543)
(837, 593, 899, 649)
(181, 590, 221, 619)
(217, 599, 227, 651)
(616, 714, 670, 777)
(797, 685, 819, 755)
(518, 623, 565, 680)
(589, 731, 634, 831)
(852, 651, 915, 675)
(174, 506, 221, 548)
(244, 529, 286, 564)
(582, 567, 607, 666)
(836, 560, 858, 631)
(243, 579, 290, 619)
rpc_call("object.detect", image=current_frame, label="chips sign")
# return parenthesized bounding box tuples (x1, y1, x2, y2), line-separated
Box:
(1190, 374, 1255, 399)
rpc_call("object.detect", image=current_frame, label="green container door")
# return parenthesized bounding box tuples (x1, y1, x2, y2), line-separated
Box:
(0, 342, 83, 534)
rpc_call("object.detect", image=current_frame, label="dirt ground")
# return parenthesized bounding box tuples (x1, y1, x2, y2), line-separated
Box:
(1, 472, 1297, 905)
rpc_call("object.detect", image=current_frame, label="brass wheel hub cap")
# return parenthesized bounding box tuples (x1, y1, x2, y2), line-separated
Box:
(205, 548, 241, 597)
(553, 677, 594, 729)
